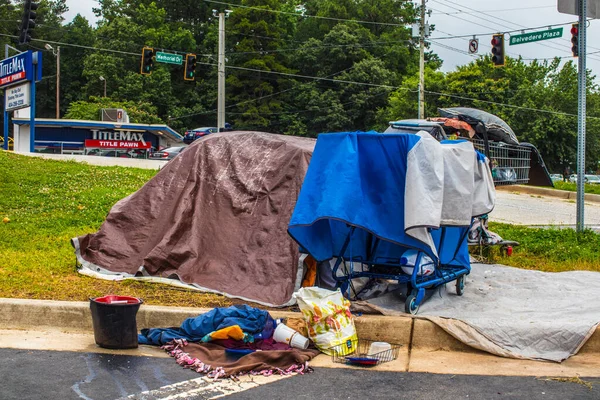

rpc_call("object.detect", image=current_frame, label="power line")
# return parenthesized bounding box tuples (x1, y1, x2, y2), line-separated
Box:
(430, 5, 554, 15)
(431, 31, 599, 62)
(430, 40, 478, 58)
(424, 89, 600, 120)
(429, 19, 582, 40)
(229, 39, 412, 56)
(169, 65, 360, 120)
(0, 32, 213, 58)
(433, 0, 600, 53)
(2, 33, 597, 122)
(203, 0, 407, 27)
(430, 0, 600, 63)
(216, 63, 402, 90)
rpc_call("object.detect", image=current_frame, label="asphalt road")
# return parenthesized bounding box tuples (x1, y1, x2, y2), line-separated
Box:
(491, 190, 600, 227)
(1, 349, 598, 400)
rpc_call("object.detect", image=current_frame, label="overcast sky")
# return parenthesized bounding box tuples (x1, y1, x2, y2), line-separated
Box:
(63, 0, 600, 78)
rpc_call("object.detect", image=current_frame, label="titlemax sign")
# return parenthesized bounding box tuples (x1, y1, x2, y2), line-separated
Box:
(91, 129, 147, 145)
(0, 57, 25, 78)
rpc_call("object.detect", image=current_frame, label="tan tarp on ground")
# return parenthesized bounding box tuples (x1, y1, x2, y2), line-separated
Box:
(72, 131, 316, 307)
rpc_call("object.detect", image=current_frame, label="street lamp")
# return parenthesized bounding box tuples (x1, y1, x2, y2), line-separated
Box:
(99, 76, 107, 98)
(45, 43, 60, 119)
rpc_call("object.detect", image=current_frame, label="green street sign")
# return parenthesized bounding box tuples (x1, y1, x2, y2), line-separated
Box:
(155, 52, 183, 65)
(509, 28, 563, 46)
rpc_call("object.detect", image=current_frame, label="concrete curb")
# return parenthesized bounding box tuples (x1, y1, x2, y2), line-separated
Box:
(496, 184, 600, 203)
(1, 298, 598, 356)
(16, 152, 169, 170)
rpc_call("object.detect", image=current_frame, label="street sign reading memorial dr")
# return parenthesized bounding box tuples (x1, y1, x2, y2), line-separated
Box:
(509, 28, 563, 46)
(156, 52, 183, 65)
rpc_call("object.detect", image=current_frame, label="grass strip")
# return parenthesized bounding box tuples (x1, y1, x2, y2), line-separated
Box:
(1, 151, 598, 307)
(552, 181, 600, 195)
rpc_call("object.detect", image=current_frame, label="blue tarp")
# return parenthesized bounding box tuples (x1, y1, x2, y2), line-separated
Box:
(288, 131, 470, 268)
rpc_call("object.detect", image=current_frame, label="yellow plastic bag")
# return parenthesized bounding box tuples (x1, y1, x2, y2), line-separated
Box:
(294, 287, 357, 355)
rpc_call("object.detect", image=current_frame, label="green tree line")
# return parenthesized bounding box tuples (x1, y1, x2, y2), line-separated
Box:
(1, 0, 599, 171)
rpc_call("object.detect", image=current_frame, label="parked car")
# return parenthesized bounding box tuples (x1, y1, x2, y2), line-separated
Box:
(99, 150, 134, 158)
(149, 146, 187, 160)
(183, 127, 218, 144)
(569, 174, 578, 183)
(585, 174, 600, 185)
(550, 174, 563, 182)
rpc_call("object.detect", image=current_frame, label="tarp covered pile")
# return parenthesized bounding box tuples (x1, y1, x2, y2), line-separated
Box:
(72, 131, 315, 307)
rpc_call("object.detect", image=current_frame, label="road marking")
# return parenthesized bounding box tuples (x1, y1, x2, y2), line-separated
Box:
(119, 374, 291, 400)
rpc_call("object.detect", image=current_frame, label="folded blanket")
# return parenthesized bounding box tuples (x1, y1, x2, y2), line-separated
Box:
(163, 339, 320, 379)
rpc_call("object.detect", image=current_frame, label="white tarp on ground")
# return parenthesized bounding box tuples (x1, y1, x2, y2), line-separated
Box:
(356, 263, 600, 362)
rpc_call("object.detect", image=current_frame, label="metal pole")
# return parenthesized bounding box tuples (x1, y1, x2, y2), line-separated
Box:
(217, 12, 226, 131)
(575, 0, 587, 232)
(103, 80, 106, 98)
(56, 46, 60, 119)
(3, 92, 7, 151)
(4, 44, 8, 150)
(30, 51, 37, 153)
(418, 0, 425, 119)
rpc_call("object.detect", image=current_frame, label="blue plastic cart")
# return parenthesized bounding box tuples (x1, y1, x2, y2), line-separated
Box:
(288, 131, 493, 314)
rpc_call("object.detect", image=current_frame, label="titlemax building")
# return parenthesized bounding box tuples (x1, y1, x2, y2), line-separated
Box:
(11, 108, 182, 157)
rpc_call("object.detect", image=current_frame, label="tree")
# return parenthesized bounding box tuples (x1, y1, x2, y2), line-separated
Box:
(379, 56, 600, 172)
(64, 96, 163, 124)
(224, 0, 293, 131)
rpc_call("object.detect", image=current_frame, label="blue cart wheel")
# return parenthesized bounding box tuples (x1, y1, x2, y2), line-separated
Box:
(456, 275, 465, 296)
(405, 294, 419, 315)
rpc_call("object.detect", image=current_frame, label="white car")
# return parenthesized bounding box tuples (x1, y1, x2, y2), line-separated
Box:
(550, 174, 563, 182)
(585, 174, 600, 185)
(569, 174, 578, 183)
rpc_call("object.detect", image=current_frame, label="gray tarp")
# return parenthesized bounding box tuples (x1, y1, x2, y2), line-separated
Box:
(356, 263, 600, 362)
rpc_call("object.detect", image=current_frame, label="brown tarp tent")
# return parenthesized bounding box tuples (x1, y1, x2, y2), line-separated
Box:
(72, 131, 316, 307)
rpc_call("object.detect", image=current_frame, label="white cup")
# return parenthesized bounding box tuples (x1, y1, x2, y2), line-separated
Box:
(273, 323, 309, 349)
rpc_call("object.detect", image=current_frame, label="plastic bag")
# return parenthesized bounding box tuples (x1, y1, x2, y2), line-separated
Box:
(294, 287, 358, 355)
(399, 249, 435, 276)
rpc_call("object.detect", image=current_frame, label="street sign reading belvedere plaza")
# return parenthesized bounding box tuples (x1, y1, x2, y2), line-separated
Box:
(156, 52, 183, 65)
(509, 28, 563, 45)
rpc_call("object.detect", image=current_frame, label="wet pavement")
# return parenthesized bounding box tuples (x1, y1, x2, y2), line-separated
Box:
(491, 191, 600, 227)
(1, 348, 598, 400)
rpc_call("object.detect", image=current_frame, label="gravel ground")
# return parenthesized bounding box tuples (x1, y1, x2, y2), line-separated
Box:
(490, 190, 600, 228)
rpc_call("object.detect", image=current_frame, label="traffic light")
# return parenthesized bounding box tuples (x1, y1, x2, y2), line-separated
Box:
(140, 47, 154, 75)
(571, 24, 579, 57)
(18, 0, 39, 45)
(491, 34, 505, 67)
(184, 54, 197, 81)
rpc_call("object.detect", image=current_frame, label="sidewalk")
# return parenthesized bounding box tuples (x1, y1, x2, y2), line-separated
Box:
(1, 298, 598, 377)
(496, 184, 600, 203)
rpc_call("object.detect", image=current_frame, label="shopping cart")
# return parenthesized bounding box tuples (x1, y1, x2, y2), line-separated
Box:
(468, 138, 525, 258)
(470, 138, 531, 186)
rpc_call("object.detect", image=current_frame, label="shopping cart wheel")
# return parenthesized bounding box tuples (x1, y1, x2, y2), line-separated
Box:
(405, 294, 419, 315)
(456, 275, 465, 296)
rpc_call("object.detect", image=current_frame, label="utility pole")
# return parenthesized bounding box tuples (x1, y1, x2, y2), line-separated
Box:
(56, 46, 60, 119)
(575, 0, 587, 232)
(45, 44, 60, 118)
(418, 0, 426, 119)
(217, 12, 226, 131)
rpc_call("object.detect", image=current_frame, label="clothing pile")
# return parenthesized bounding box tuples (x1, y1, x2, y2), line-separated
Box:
(139, 305, 319, 379)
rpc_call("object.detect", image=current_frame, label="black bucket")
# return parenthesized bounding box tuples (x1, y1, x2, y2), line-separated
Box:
(89, 295, 143, 349)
